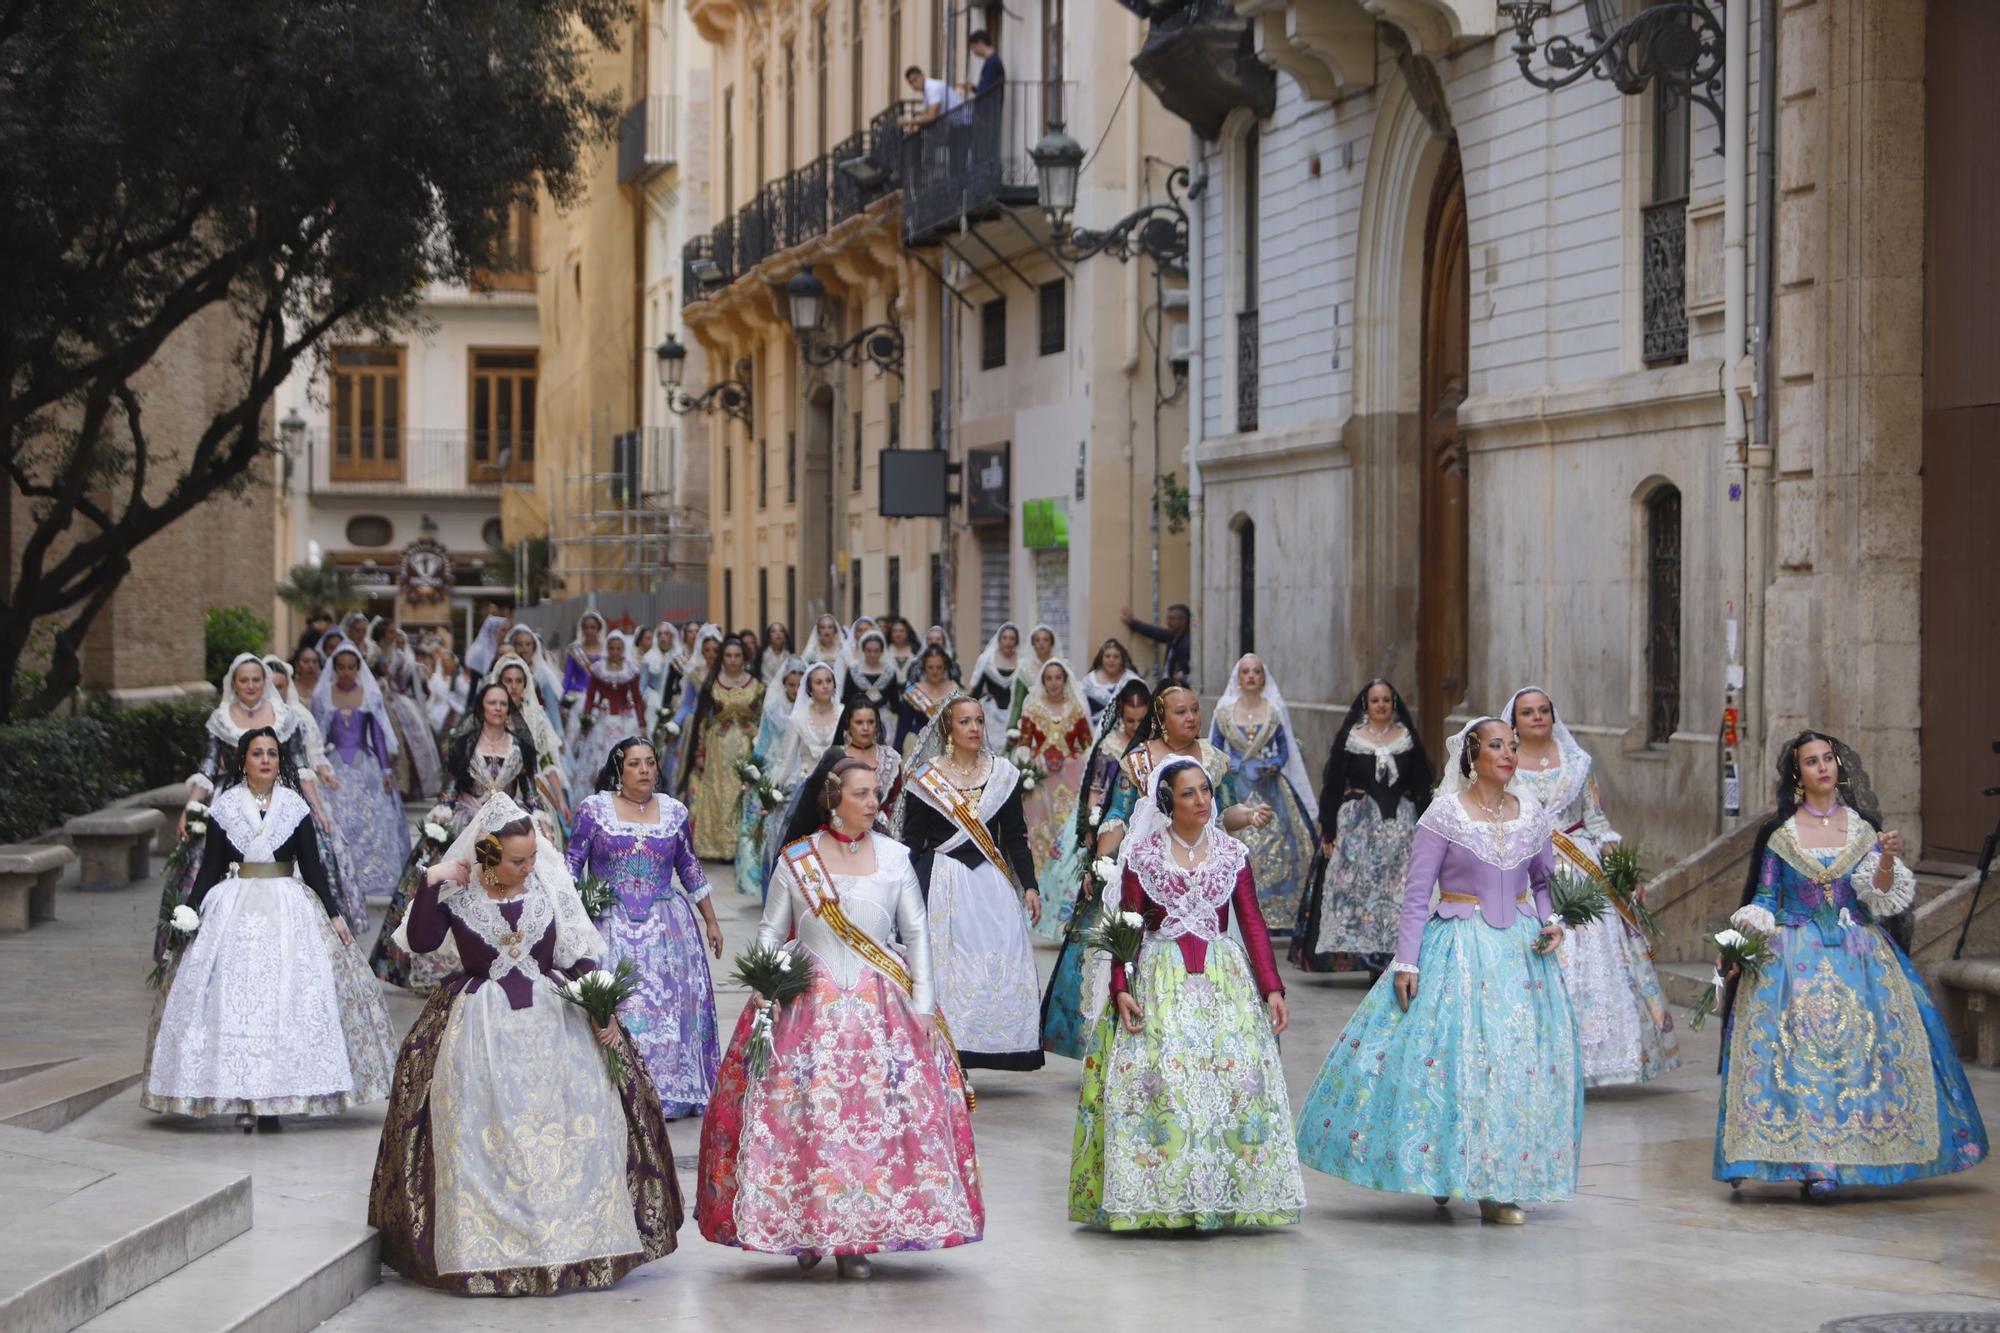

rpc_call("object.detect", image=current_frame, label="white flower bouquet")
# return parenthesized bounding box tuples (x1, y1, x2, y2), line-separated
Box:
(556, 960, 642, 1085)
(663, 719, 682, 738)
(146, 904, 202, 989)
(729, 944, 817, 1082)
(184, 800, 209, 836)
(1077, 903, 1147, 983)
(575, 870, 614, 920)
(1688, 922, 1776, 1029)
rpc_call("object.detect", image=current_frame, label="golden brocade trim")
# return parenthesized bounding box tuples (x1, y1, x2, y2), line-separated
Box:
(1440, 890, 1529, 907)
(235, 861, 293, 879)
(1767, 815, 1872, 887)
(909, 762, 1027, 898)
(1548, 828, 1650, 949)
(1721, 937, 1940, 1166)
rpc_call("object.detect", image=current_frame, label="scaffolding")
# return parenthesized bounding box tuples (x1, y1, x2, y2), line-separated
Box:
(546, 415, 710, 608)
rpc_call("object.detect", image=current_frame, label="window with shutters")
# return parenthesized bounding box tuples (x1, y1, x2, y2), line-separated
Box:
(814, 10, 830, 155)
(329, 345, 405, 481)
(468, 348, 536, 482)
(978, 527, 1010, 640)
(851, 558, 864, 619)
(980, 297, 1006, 370)
(1038, 279, 1066, 356)
(786, 429, 797, 503)
(786, 565, 797, 630)
(849, 0, 864, 134)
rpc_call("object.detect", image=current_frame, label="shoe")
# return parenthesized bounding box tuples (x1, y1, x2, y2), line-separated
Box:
(1802, 1179, 1837, 1202)
(1726, 1178, 1744, 1192)
(1478, 1200, 1526, 1225)
(796, 1253, 822, 1271)
(235, 1114, 255, 1135)
(256, 1115, 282, 1133)
(1432, 1196, 1451, 1207)
(835, 1255, 873, 1280)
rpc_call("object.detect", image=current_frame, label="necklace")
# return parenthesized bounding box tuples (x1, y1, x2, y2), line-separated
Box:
(247, 784, 276, 814)
(1801, 796, 1842, 828)
(1168, 824, 1208, 855)
(1469, 784, 1507, 821)
(943, 750, 985, 785)
(823, 824, 868, 855)
(1360, 720, 1395, 744)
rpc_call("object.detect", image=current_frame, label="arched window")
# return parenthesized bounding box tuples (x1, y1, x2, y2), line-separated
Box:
(1645, 485, 1681, 745)
(1233, 515, 1255, 656)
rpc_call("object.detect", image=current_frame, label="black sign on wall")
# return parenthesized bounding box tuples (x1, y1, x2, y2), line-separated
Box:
(967, 444, 1009, 524)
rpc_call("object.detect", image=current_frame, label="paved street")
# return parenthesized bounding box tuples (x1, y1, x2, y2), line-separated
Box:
(8, 859, 1996, 1333)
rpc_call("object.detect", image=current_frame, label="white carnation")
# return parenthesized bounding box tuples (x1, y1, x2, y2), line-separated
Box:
(170, 905, 201, 933)
(185, 800, 209, 817)
(1120, 911, 1144, 929)
(564, 979, 584, 999)
(1013, 746, 1031, 765)
(427, 804, 452, 824)
(775, 953, 792, 973)
(1712, 927, 1747, 951)
(422, 821, 449, 843)
(186, 819, 207, 835)
(744, 763, 761, 781)
(589, 969, 615, 988)
(665, 721, 682, 737)
(1089, 807, 1102, 828)
(1092, 857, 1119, 884)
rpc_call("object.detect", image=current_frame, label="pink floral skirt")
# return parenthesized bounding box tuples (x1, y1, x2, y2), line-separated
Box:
(696, 966, 983, 1256)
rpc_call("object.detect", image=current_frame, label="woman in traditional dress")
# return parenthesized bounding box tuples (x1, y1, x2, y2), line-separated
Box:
(568, 738, 722, 1118)
(292, 643, 325, 701)
(1292, 679, 1432, 977)
(311, 645, 412, 902)
(1041, 679, 1153, 1058)
(1095, 685, 1265, 864)
(658, 624, 720, 790)
(760, 695, 902, 892)
(507, 624, 567, 725)
(735, 658, 805, 898)
(911, 624, 958, 684)
(1209, 654, 1318, 936)
(372, 681, 545, 991)
(637, 624, 671, 704)
(143, 729, 395, 1133)
(884, 617, 919, 681)
(1006, 623, 1060, 728)
(697, 758, 981, 1279)
(803, 614, 847, 671)
(567, 630, 649, 784)
(1080, 638, 1142, 719)
(368, 795, 682, 1294)
(427, 646, 472, 735)
(968, 623, 1021, 741)
(378, 624, 445, 800)
(463, 613, 509, 680)
(489, 652, 571, 822)
(678, 636, 765, 861)
(262, 654, 365, 935)
(898, 644, 958, 758)
(897, 696, 1045, 1071)
(1715, 730, 1987, 1199)
(842, 629, 902, 716)
(758, 621, 795, 683)
(773, 661, 842, 793)
(1016, 657, 1095, 903)
(560, 610, 608, 724)
(1295, 717, 1579, 1225)
(1069, 758, 1304, 1231)
(833, 698, 903, 812)
(1503, 685, 1680, 1088)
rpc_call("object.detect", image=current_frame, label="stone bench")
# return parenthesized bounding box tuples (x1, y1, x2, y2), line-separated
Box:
(121, 783, 194, 854)
(0, 843, 73, 931)
(1935, 958, 2000, 1069)
(63, 807, 166, 891)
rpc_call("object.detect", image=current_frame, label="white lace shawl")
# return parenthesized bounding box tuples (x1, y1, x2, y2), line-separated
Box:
(1127, 828, 1249, 943)
(1416, 787, 1551, 872)
(209, 784, 311, 862)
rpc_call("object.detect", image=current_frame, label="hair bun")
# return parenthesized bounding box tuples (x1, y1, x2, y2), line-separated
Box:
(474, 832, 505, 868)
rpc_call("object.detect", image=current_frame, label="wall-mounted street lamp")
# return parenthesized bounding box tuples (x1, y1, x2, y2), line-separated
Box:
(1497, 0, 1725, 140)
(1029, 123, 1189, 276)
(784, 265, 905, 380)
(656, 335, 754, 428)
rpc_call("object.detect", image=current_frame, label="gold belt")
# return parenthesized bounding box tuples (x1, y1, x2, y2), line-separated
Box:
(1440, 890, 1529, 907)
(236, 861, 293, 879)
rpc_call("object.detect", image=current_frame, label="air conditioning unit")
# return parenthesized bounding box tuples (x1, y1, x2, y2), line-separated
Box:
(1167, 322, 1193, 368)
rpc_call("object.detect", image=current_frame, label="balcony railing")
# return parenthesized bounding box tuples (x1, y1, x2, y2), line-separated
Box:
(682, 234, 716, 307)
(1130, 0, 1275, 140)
(618, 96, 680, 185)
(303, 428, 531, 496)
(787, 154, 831, 249)
(901, 80, 1073, 246)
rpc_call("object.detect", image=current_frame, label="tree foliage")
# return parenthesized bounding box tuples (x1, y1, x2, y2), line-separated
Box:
(276, 561, 362, 616)
(0, 0, 629, 721)
(202, 604, 272, 681)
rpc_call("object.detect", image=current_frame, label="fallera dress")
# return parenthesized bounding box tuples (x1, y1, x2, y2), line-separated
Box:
(142, 785, 395, 1118)
(1210, 706, 1317, 935)
(1295, 726, 1429, 974)
(696, 833, 983, 1257)
(1296, 791, 1583, 1204)
(1018, 688, 1095, 929)
(1068, 828, 1305, 1230)
(566, 792, 719, 1117)
(367, 861, 682, 1294)
(317, 704, 413, 900)
(681, 676, 765, 861)
(1714, 813, 1987, 1187)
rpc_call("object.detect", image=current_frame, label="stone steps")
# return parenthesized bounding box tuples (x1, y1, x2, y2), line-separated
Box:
(0, 1124, 251, 1333)
(1656, 960, 1713, 1010)
(74, 1204, 378, 1333)
(0, 1056, 146, 1133)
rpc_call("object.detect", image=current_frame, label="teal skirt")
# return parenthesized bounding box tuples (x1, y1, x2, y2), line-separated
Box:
(1295, 913, 1582, 1203)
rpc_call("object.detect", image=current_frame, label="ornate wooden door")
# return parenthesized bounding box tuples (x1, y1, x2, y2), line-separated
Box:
(1417, 144, 1470, 760)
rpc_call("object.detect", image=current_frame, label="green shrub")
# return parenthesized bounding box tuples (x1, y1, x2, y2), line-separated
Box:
(0, 716, 121, 844)
(89, 698, 212, 792)
(204, 605, 273, 683)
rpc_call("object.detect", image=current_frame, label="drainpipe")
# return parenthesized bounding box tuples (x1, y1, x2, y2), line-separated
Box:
(1721, 0, 1749, 823)
(1744, 0, 1777, 812)
(1186, 125, 1206, 692)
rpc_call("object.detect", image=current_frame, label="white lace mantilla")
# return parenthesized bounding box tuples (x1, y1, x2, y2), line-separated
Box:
(1417, 789, 1550, 871)
(1345, 725, 1413, 787)
(210, 785, 311, 861)
(1128, 830, 1247, 942)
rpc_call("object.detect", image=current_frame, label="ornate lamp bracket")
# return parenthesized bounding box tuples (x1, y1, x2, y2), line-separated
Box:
(1498, 1, 1726, 146)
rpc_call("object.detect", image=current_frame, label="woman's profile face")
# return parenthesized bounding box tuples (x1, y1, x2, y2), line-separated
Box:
(701, 640, 720, 669)
(836, 768, 881, 827)
(1470, 721, 1519, 784)
(1119, 695, 1149, 730)
(635, 629, 654, 653)
(783, 670, 803, 703)
(1161, 689, 1200, 745)
(493, 833, 537, 888)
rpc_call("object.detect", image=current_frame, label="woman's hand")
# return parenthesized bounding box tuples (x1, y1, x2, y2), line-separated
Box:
(177, 808, 189, 841)
(1024, 888, 1042, 926)
(1266, 992, 1289, 1035)
(331, 916, 355, 947)
(593, 1019, 622, 1049)
(1878, 829, 1905, 870)
(1248, 802, 1275, 830)
(1320, 839, 1336, 857)
(381, 772, 395, 794)
(1535, 921, 1565, 955)
(317, 763, 339, 790)
(1714, 953, 1740, 982)
(427, 858, 471, 888)
(1394, 969, 1419, 1012)
(704, 916, 724, 958)
(1115, 991, 1145, 1033)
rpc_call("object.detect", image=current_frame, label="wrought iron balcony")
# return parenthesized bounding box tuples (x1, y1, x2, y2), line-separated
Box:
(901, 80, 1073, 247)
(786, 154, 830, 250)
(617, 96, 680, 185)
(1642, 198, 1688, 366)
(1130, 0, 1275, 140)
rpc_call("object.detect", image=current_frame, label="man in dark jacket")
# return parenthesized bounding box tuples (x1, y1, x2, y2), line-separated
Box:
(1122, 603, 1191, 688)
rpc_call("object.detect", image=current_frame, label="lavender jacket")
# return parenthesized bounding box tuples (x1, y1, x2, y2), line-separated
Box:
(1394, 792, 1557, 969)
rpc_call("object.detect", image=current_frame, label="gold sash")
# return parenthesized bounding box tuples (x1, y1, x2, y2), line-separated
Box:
(909, 761, 1028, 897)
(781, 836, 975, 1110)
(1548, 826, 1648, 950)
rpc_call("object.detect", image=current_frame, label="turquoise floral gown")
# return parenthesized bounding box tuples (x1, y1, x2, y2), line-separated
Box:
(1714, 813, 1987, 1187)
(1210, 708, 1316, 935)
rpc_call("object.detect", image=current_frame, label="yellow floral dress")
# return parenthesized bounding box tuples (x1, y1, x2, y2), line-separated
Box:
(683, 676, 765, 860)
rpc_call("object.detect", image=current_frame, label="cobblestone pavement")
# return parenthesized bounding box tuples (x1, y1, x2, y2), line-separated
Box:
(12, 859, 2000, 1333)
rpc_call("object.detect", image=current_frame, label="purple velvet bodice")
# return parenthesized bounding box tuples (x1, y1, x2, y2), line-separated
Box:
(323, 706, 391, 767)
(564, 792, 708, 920)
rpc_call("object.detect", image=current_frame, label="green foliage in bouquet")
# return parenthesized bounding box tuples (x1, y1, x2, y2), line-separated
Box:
(1599, 842, 1663, 941)
(556, 960, 642, 1086)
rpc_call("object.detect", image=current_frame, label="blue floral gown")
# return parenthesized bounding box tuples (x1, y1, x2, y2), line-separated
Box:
(1210, 710, 1315, 936)
(1714, 814, 1987, 1187)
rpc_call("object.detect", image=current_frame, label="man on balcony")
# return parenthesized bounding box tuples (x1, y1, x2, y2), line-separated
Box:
(899, 64, 965, 181)
(958, 30, 1005, 176)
